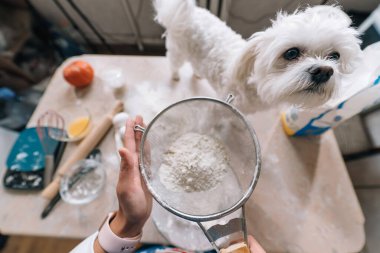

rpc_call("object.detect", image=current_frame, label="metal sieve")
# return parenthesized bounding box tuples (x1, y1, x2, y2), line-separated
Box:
(135, 95, 261, 252)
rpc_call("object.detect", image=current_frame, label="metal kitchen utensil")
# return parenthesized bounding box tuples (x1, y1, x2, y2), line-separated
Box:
(37, 110, 65, 186)
(41, 148, 102, 219)
(37, 109, 66, 141)
(45, 105, 91, 142)
(59, 159, 106, 205)
(134, 95, 261, 252)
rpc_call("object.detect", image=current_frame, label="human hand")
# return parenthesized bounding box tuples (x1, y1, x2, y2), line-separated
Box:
(248, 235, 266, 253)
(110, 115, 152, 238)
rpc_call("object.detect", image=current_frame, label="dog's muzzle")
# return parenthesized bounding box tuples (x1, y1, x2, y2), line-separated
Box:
(308, 66, 334, 84)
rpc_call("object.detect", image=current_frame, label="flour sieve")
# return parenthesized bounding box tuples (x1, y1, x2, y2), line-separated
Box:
(135, 95, 261, 252)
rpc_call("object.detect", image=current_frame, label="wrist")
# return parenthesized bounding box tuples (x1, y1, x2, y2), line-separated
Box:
(97, 212, 142, 253)
(109, 211, 144, 238)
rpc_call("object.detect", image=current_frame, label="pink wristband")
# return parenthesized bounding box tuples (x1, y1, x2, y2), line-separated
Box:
(98, 212, 142, 253)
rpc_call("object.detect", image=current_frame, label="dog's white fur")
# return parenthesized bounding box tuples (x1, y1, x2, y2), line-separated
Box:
(154, 0, 362, 109)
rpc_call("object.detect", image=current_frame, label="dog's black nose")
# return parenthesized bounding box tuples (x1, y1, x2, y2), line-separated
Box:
(309, 66, 334, 84)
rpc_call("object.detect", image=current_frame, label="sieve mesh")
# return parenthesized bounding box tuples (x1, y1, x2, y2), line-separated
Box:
(139, 97, 260, 221)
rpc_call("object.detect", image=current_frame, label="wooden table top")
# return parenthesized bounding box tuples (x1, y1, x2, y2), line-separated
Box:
(0, 55, 365, 253)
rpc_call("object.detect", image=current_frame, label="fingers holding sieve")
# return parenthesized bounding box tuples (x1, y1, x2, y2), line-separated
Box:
(133, 121, 152, 174)
(125, 119, 137, 152)
(134, 116, 145, 154)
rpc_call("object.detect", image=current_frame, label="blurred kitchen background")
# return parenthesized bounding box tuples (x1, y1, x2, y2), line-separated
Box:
(0, 0, 380, 252)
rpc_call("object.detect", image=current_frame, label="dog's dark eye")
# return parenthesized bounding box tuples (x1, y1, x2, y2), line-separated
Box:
(283, 48, 300, 60)
(327, 52, 340, 61)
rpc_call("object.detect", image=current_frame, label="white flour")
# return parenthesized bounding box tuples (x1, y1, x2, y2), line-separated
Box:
(159, 133, 229, 192)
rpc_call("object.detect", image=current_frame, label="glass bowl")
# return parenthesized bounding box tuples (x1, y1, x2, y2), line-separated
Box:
(47, 104, 92, 142)
(59, 159, 106, 205)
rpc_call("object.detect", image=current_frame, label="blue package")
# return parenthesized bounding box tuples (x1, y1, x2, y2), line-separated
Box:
(3, 127, 65, 190)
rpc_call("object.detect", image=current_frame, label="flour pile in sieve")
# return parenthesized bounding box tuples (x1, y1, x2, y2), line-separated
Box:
(159, 132, 230, 192)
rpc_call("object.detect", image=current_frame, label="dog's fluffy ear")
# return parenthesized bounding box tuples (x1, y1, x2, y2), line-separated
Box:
(305, 5, 352, 27)
(230, 34, 261, 86)
(306, 6, 362, 74)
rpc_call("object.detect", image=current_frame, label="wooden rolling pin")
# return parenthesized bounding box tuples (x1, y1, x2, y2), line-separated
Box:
(41, 101, 124, 200)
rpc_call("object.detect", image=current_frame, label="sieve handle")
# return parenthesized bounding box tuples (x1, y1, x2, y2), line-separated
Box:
(197, 206, 249, 253)
(134, 124, 145, 133)
(205, 217, 244, 240)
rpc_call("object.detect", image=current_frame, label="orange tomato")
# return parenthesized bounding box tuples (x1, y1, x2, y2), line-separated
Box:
(63, 60, 94, 88)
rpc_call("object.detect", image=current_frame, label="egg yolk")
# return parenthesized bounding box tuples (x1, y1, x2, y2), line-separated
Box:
(68, 117, 90, 138)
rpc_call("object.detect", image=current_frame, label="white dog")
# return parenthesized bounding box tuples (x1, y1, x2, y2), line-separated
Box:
(154, 0, 362, 109)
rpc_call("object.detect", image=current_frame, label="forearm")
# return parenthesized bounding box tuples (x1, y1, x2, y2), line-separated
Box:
(109, 211, 144, 238)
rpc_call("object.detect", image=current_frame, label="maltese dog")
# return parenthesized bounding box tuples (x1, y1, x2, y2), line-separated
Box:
(154, 0, 362, 109)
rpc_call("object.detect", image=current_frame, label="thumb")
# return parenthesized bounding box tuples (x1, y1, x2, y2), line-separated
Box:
(248, 235, 266, 253)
